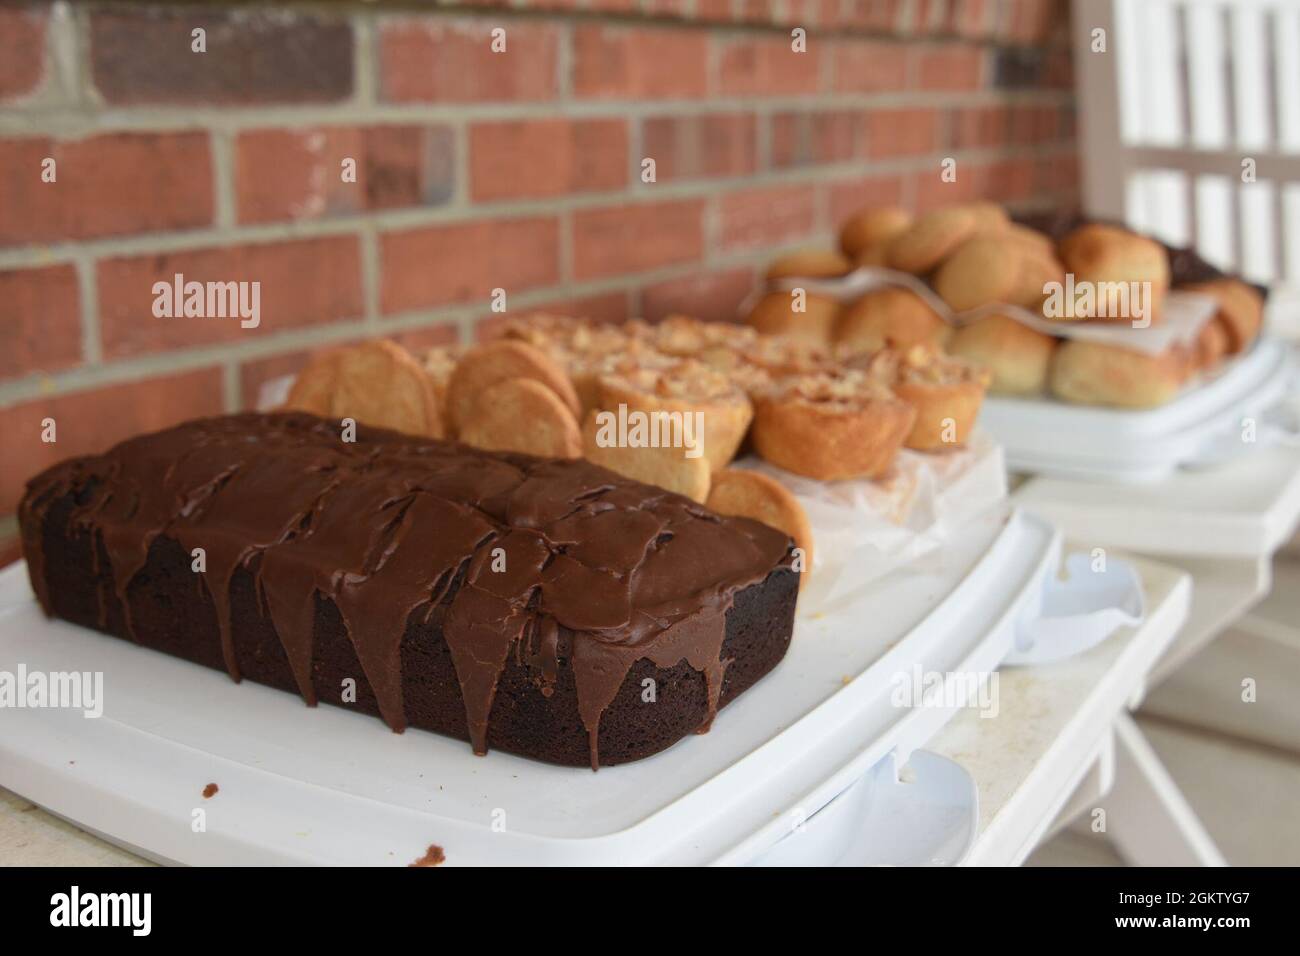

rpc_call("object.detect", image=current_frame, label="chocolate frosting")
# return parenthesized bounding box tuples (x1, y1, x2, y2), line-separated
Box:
(19, 412, 793, 768)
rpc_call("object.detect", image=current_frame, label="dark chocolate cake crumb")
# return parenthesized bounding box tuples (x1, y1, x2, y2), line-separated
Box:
(409, 844, 446, 867)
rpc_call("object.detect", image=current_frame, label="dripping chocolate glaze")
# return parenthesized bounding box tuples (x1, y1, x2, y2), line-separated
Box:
(20, 413, 793, 768)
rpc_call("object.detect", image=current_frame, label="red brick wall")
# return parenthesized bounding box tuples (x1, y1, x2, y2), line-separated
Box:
(0, 0, 1077, 554)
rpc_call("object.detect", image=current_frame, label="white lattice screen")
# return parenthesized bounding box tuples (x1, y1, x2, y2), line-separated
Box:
(1074, 0, 1300, 321)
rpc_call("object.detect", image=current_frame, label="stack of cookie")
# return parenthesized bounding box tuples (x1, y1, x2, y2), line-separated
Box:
(749, 202, 1266, 409)
(283, 314, 994, 582)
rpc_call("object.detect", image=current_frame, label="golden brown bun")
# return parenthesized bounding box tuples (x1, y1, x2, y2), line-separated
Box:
(751, 370, 916, 480)
(947, 314, 1058, 395)
(882, 348, 989, 451)
(766, 248, 853, 281)
(932, 236, 1021, 312)
(745, 290, 840, 345)
(834, 287, 951, 354)
(1049, 340, 1189, 408)
(886, 207, 983, 275)
(1182, 279, 1264, 354)
(839, 207, 914, 260)
(1056, 224, 1170, 322)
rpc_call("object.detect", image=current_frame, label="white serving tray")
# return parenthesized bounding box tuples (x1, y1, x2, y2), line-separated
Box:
(0, 508, 1143, 866)
(980, 337, 1298, 482)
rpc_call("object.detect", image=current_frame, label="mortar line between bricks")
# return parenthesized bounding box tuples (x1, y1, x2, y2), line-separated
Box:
(74, 252, 101, 365)
(353, 10, 377, 108)
(48, 1, 83, 107)
(0, 140, 1080, 270)
(210, 128, 237, 229)
(0, 187, 1076, 410)
(360, 222, 381, 326)
(221, 360, 240, 413)
(0, 88, 1076, 135)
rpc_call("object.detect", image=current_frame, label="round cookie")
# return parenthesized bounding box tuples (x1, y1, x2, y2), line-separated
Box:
(285, 349, 343, 417)
(288, 340, 442, 438)
(581, 409, 711, 503)
(458, 377, 582, 458)
(706, 469, 814, 587)
(447, 339, 581, 433)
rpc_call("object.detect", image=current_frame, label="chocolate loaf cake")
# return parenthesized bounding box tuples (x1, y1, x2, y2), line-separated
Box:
(18, 412, 798, 768)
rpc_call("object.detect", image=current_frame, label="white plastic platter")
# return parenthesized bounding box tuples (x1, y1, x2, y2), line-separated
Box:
(0, 508, 1143, 866)
(1013, 441, 1300, 560)
(980, 337, 1297, 482)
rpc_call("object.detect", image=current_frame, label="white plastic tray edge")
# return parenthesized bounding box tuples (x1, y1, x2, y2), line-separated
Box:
(985, 338, 1296, 482)
(0, 510, 1137, 867)
(714, 510, 1128, 866)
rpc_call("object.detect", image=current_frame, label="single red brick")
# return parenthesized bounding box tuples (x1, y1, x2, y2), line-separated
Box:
(1, 368, 225, 517)
(571, 201, 705, 280)
(0, 265, 81, 379)
(716, 36, 822, 96)
(1037, 149, 1080, 195)
(695, 0, 733, 20)
(915, 44, 986, 91)
(1007, 0, 1062, 44)
(380, 19, 559, 103)
(381, 217, 561, 314)
(641, 268, 755, 324)
(952, 0, 992, 37)
(866, 108, 941, 158)
(0, 7, 46, 102)
(89, 7, 352, 105)
(832, 40, 908, 93)
(97, 236, 363, 360)
(842, 0, 902, 31)
(470, 119, 627, 202)
(717, 185, 817, 251)
(641, 113, 759, 181)
(1006, 103, 1061, 144)
(236, 125, 455, 224)
(473, 291, 631, 341)
(0, 133, 213, 246)
(573, 25, 709, 100)
(771, 111, 861, 168)
(949, 105, 1012, 149)
(913, 156, 1038, 210)
(824, 173, 908, 225)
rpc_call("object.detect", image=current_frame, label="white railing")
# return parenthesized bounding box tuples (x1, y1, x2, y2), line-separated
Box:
(1074, 0, 1300, 332)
